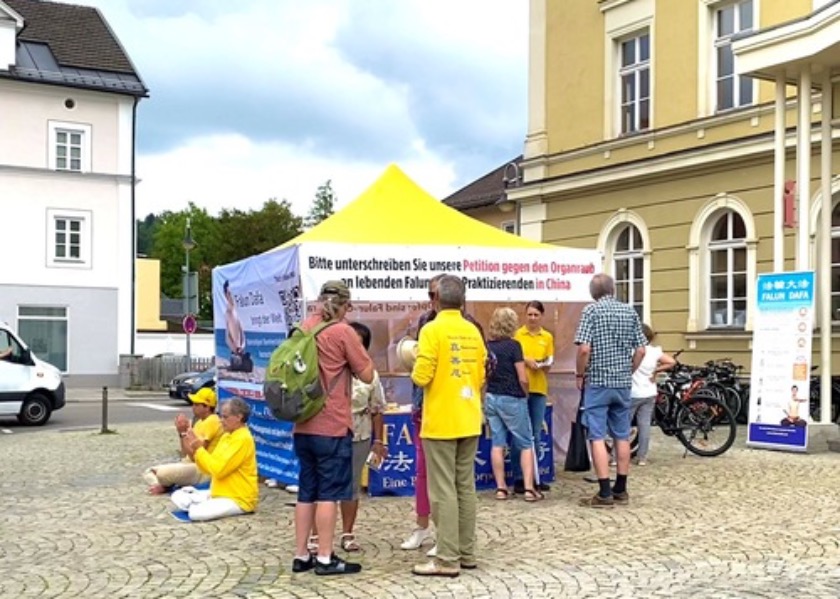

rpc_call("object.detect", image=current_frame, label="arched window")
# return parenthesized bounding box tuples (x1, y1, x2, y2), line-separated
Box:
(708, 211, 747, 327)
(614, 224, 644, 318)
(831, 203, 840, 321)
(687, 195, 756, 332)
(597, 210, 650, 323)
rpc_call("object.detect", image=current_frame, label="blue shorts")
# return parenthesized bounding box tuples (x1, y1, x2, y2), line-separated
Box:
(294, 433, 353, 503)
(583, 387, 632, 442)
(484, 393, 533, 451)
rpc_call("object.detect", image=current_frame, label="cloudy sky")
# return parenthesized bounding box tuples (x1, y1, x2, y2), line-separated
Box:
(65, 0, 528, 218)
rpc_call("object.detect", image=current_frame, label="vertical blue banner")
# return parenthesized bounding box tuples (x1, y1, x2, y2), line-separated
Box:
(212, 247, 303, 483)
(747, 271, 815, 452)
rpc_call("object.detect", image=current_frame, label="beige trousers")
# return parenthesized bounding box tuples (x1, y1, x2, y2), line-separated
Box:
(143, 459, 209, 488)
(423, 436, 479, 565)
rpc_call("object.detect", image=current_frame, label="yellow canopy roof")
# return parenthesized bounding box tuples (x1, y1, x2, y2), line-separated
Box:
(277, 164, 552, 249)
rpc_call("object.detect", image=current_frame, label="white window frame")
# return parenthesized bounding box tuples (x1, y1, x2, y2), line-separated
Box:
(597, 209, 651, 324)
(618, 31, 651, 135)
(601, 0, 654, 138)
(48, 120, 91, 173)
(46, 208, 92, 268)
(687, 195, 757, 331)
(698, 0, 758, 116)
(17, 305, 69, 373)
(707, 211, 748, 328)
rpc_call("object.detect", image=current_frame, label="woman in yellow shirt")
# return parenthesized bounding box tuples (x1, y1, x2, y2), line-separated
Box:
(173, 397, 259, 521)
(512, 300, 554, 494)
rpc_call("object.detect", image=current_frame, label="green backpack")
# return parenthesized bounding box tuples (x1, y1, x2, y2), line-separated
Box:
(264, 321, 338, 423)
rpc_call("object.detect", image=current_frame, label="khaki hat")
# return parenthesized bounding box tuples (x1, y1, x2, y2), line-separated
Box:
(189, 387, 217, 408)
(320, 280, 351, 300)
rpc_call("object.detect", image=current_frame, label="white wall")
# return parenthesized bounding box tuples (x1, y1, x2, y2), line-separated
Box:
(0, 18, 16, 70)
(134, 333, 215, 359)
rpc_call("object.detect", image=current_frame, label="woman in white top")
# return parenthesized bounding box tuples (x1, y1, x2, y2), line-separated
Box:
(630, 324, 675, 465)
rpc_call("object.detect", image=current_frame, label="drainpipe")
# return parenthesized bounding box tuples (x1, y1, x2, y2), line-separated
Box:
(130, 96, 138, 355)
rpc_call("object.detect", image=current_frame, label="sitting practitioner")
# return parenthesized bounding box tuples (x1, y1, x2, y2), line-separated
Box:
(143, 387, 223, 495)
(172, 397, 259, 521)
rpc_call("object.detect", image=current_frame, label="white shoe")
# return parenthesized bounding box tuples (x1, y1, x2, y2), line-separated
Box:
(285, 484, 299, 494)
(426, 544, 437, 558)
(401, 527, 433, 550)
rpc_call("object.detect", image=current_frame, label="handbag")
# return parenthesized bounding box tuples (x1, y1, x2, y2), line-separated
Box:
(564, 386, 591, 472)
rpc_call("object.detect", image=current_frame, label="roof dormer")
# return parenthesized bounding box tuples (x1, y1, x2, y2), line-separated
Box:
(0, 1, 23, 71)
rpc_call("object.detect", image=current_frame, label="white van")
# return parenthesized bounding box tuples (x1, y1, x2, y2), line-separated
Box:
(0, 322, 65, 425)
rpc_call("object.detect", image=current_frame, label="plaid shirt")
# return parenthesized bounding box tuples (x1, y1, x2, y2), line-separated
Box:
(574, 295, 646, 388)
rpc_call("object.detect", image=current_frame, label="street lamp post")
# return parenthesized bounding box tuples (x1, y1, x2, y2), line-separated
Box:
(183, 218, 196, 372)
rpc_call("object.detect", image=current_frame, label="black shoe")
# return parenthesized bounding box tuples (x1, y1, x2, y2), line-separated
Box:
(292, 555, 315, 573)
(315, 554, 362, 576)
(537, 482, 551, 492)
(513, 480, 525, 494)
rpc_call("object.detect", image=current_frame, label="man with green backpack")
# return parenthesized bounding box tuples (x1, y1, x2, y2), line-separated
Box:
(277, 280, 374, 576)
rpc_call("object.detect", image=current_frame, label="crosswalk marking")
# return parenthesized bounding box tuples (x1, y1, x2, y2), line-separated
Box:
(125, 402, 187, 412)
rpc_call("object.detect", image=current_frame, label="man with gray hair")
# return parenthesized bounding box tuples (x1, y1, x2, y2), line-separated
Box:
(411, 275, 487, 577)
(574, 273, 646, 508)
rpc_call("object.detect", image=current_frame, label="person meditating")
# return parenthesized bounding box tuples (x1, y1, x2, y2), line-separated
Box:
(172, 397, 258, 522)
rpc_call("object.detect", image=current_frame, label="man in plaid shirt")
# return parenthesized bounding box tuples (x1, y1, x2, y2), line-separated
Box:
(574, 274, 646, 508)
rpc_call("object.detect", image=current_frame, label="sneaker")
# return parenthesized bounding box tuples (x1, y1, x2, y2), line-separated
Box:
(426, 545, 437, 558)
(612, 491, 630, 506)
(460, 557, 478, 570)
(609, 459, 617, 467)
(579, 494, 614, 508)
(285, 484, 299, 494)
(412, 560, 460, 578)
(314, 555, 362, 576)
(401, 527, 433, 550)
(292, 555, 315, 573)
(637, 459, 647, 466)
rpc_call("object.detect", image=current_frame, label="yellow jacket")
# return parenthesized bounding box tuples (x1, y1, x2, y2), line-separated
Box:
(412, 309, 487, 440)
(514, 326, 554, 396)
(193, 413, 223, 454)
(194, 426, 259, 512)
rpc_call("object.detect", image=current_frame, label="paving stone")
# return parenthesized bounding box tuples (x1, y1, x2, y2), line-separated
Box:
(3, 425, 840, 597)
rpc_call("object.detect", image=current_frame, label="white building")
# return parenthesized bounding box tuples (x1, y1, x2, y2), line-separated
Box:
(0, 0, 147, 385)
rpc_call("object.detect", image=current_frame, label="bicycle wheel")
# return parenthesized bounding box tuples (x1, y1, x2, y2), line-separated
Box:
(700, 383, 733, 424)
(675, 393, 737, 457)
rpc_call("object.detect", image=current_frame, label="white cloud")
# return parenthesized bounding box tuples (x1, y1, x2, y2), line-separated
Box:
(137, 134, 457, 218)
(61, 0, 526, 215)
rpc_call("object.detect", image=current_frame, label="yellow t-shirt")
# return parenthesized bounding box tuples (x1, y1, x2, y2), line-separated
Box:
(194, 426, 259, 512)
(514, 326, 554, 396)
(193, 413, 223, 454)
(412, 309, 487, 440)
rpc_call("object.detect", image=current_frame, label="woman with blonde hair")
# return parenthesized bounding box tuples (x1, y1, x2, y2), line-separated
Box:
(484, 307, 541, 501)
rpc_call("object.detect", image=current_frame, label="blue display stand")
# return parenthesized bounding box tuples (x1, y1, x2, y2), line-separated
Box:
(368, 405, 555, 497)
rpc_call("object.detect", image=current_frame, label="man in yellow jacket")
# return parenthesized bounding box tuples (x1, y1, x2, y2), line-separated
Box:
(410, 275, 486, 578)
(173, 397, 259, 521)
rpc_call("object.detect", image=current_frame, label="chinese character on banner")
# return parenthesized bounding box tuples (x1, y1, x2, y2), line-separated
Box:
(384, 451, 414, 473)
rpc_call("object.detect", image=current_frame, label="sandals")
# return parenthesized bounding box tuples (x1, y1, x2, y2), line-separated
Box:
(494, 488, 510, 500)
(523, 489, 545, 503)
(340, 533, 361, 552)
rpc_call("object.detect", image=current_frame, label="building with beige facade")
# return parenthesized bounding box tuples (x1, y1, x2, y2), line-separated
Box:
(449, 1, 840, 422)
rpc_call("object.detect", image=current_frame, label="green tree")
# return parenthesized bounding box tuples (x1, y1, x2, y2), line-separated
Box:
(305, 180, 336, 228)
(151, 203, 221, 320)
(216, 198, 302, 266)
(136, 213, 159, 256)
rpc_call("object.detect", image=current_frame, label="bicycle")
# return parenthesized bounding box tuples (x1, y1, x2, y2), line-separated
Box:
(606, 352, 737, 458)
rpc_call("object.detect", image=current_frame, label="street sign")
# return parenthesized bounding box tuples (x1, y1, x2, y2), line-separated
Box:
(182, 314, 197, 335)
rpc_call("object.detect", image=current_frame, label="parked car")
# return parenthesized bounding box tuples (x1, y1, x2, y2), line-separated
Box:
(0, 322, 65, 425)
(169, 366, 216, 404)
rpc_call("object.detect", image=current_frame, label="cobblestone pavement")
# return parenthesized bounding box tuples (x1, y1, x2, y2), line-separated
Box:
(3, 424, 840, 599)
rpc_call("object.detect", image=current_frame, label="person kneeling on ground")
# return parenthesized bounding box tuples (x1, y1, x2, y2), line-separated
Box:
(143, 387, 223, 495)
(171, 397, 258, 521)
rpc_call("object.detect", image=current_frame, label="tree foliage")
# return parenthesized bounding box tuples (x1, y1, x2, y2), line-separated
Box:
(136, 213, 159, 256)
(305, 180, 336, 228)
(140, 199, 302, 320)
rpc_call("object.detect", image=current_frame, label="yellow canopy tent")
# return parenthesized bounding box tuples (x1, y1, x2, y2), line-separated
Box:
(277, 164, 554, 249)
